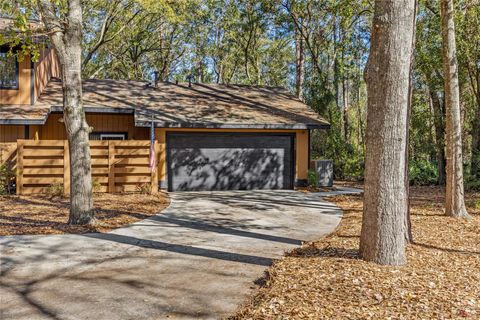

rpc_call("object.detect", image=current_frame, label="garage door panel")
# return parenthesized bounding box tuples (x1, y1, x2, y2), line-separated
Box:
(167, 133, 294, 191)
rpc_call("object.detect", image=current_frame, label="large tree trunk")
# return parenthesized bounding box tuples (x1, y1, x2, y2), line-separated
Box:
(404, 0, 418, 245)
(295, 25, 305, 101)
(39, 0, 94, 224)
(429, 87, 447, 185)
(360, 0, 416, 265)
(440, 0, 469, 218)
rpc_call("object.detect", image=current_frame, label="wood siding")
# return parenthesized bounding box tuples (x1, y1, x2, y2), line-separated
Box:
(34, 47, 60, 103)
(37, 113, 148, 140)
(0, 125, 25, 142)
(0, 56, 31, 105)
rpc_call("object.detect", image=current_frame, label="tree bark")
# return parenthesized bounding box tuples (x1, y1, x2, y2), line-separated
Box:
(343, 77, 350, 142)
(404, 0, 418, 245)
(471, 73, 480, 178)
(360, 0, 416, 265)
(39, 0, 94, 224)
(295, 25, 305, 101)
(440, 0, 469, 218)
(429, 87, 447, 184)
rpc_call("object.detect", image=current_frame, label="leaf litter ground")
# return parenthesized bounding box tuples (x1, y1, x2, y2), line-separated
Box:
(231, 186, 480, 319)
(0, 192, 169, 235)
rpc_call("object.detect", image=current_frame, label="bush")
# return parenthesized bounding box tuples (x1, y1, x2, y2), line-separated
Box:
(92, 180, 102, 193)
(310, 107, 365, 182)
(136, 182, 151, 194)
(465, 173, 480, 191)
(47, 183, 64, 197)
(307, 169, 317, 187)
(0, 164, 15, 195)
(409, 158, 438, 185)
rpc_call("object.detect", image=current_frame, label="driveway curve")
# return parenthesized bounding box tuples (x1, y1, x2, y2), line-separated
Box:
(0, 189, 355, 320)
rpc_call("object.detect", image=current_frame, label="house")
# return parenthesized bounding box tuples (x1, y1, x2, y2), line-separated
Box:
(0, 20, 329, 192)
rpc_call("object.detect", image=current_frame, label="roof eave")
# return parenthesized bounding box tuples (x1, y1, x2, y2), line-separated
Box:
(134, 121, 330, 130)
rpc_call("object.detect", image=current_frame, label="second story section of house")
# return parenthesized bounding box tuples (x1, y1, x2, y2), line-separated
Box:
(0, 18, 60, 106)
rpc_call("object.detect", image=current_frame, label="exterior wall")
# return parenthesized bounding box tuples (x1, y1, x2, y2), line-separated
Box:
(0, 47, 59, 106)
(0, 55, 32, 105)
(34, 47, 60, 102)
(1, 120, 310, 188)
(154, 128, 309, 188)
(0, 125, 25, 142)
(37, 113, 148, 140)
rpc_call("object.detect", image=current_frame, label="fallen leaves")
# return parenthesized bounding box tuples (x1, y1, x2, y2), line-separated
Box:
(230, 186, 480, 319)
(0, 192, 170, 235)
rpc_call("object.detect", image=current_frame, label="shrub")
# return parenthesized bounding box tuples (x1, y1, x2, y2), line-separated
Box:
(136, 182, 151, 194)
(409, 158, 438, 186)
(307, 169, 317, 187)
(47, 183, 64, 197)
(0, 164, 15, 195)
(465, 173, 480, 191)
(92, 180, 102, 193)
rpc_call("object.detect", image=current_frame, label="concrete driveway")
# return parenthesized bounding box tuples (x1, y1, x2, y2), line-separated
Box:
(0, 189, 352, 320)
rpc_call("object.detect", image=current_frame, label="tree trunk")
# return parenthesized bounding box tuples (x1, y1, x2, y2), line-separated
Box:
(429, 87, 446, 185)
(63, 66, 94, 225)
(295, 26, 305, 101)
(471, 74, 480, 178)
(39, 0, 94, 224)
(404, 0, 417, 245)
(440, 0, 469, 218)
(343, 78, 350, 142)
(360, 0, 416, 265)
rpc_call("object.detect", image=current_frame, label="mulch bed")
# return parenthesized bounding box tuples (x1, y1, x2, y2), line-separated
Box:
(230, 186, 480, 319)
(0, 192, 170, 236)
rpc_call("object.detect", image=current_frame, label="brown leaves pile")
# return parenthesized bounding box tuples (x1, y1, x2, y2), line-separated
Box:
(0, 192, 170, 235)
(231, 186, 480, 319)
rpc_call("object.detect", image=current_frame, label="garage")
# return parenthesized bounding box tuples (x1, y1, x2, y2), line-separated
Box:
(166, 132, 295, 191)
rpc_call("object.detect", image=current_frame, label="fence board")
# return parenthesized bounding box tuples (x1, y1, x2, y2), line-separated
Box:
(23, 177, 63, 184)
(115, 149, 150, 156)
(23, 168, 64, 175)
(23, 158, 64, 166)
(20, 140, 64, 146)
(114, 158, 150, 165)
(64, 141, 70, 195)
(115, 167, 151, 174)
(115, 176, 150, 183)
(23, 149, 64, 157)
(90, 148, 109, 156)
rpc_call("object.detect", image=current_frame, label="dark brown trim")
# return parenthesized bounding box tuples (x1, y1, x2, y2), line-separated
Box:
(89, 132, 128, 140)
(136, 121, 330, 130)
(30, 59, 35, 104)
(295, 179, 308, 187)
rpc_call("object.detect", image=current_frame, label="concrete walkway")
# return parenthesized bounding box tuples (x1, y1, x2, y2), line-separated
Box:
(0, 189, 360, 320)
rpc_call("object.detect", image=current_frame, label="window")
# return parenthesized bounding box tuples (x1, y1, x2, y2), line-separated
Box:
(89, 132, 127, 140)
(0, 50, 19, 89)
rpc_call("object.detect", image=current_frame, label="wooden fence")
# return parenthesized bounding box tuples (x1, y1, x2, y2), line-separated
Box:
(16, 140, 159, 195)
(0, 143, 17, 169)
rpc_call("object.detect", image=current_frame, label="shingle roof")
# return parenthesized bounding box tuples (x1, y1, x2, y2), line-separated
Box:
(0, 78, 329, 129)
